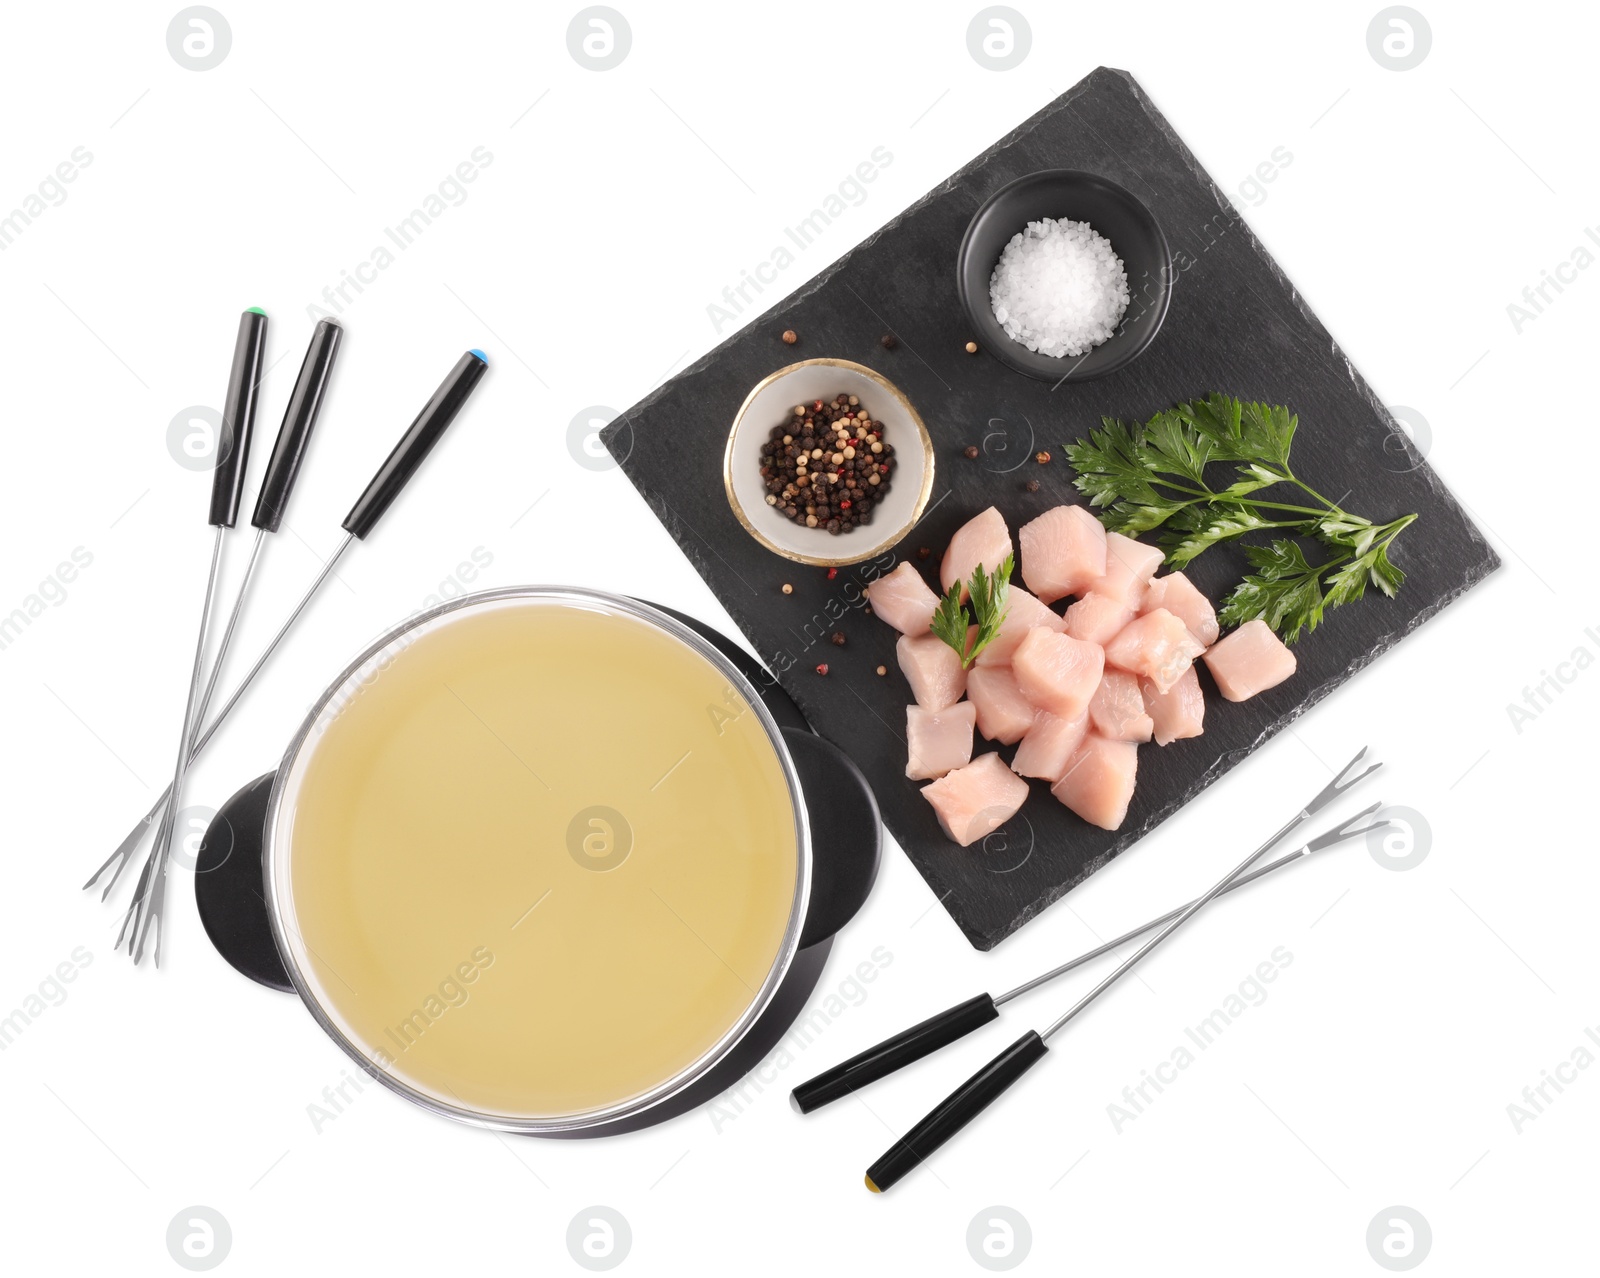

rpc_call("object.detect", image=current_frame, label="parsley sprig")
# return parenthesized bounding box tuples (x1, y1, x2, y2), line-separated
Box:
(931, 553, 1013, 668)
(1065, 394, 1417, 643)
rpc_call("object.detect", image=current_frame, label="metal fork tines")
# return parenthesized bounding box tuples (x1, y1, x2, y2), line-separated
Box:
(1303, 798, 1388, 852)
(1304, 745, 1383, 817)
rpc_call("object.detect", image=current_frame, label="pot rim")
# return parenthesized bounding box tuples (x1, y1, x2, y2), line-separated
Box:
(262, 584, 813, 1135)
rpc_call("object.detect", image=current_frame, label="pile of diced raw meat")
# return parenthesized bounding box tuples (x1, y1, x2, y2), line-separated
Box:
(866, 505, 1298, 847)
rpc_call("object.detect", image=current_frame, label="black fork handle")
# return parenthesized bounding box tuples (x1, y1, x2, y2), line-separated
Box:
(865, 1031, 1049, 1194)
(791, 993, 999, 1114)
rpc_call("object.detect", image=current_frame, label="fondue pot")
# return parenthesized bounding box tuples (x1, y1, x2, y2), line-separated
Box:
(195, 587, 879, 1136)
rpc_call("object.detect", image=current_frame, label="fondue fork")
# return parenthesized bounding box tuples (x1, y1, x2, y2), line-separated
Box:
(111, 310, 267, 956)
(860, 748, 1385, 1193)
(98, 350, 490, 963)
(794, 826, 1344, 1114)
(119, 319, 341, 961)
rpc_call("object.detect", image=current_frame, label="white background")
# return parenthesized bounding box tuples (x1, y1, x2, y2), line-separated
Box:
(1, 1, 1592, 1272)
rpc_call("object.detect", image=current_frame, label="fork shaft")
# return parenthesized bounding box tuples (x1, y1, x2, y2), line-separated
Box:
(1041, 806, 1308, 1041)
(86, 535, 355, 898)
(124, 526, 227, 961)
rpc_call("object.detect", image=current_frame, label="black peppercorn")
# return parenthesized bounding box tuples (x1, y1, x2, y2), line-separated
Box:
(760, 390, 893, 534)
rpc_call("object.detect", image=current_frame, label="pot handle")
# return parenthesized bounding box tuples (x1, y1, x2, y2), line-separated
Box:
(195, 771, 294, 992)
(783, 728, 882, 950)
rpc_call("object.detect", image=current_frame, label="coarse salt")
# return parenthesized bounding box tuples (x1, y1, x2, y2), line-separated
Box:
(989, 217, 1130, 358)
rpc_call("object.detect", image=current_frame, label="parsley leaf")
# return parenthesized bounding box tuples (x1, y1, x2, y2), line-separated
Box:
(1162, 504, 1291, 568)
(929, 553, 1014, 668)
(929, 581, 969, 659)
(1064, 418, 1167, 511)
(1220, 540, 1329, 642)
(1143, 408, 1216, 488)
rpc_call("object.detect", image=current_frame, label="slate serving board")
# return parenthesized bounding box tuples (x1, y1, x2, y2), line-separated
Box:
(602, 66, 1498, 950)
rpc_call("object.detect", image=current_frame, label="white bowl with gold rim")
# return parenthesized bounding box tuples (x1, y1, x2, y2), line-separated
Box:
(723, 358, 935, 567)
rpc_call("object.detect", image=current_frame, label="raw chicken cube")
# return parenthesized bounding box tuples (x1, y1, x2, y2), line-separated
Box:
(1012, 627, 1104, 721)
(1051, 734, 1138, 831)
(974, 587, 1067, 668)
(1203, 619, 1297, 702)
(866, 561, 941, 636)
(1064, 591, 1137, 646)
(906, 703, 977, 780)
(1104, 608, 1205, 695)
(941, 507, 1014, 603)
(1011, 710, 1090, 783)
(1085, 531, 1164, 608)
(1089, 671, 1154, 743)
(921, 752, 1030, 848)
(966, 665, 1037, 744)
(1141, 572, 1219, 647)
(1019, 505, 1107, 604)
(896, 632, 968, 710)
(1142, 667, 1205, 745)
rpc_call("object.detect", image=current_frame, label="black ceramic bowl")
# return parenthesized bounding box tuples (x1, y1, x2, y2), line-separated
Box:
(956, 169, 1173, 383)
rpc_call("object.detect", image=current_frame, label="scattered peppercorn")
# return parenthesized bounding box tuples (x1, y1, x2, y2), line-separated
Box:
(964, 341, 979, 354)
(781, 329, 798, 345)
(1025, 478, 1041, 492)
(781, 583, 794, 595)
(815, 663, 830, 676)
(758, 391, 893, 535)
(917, 546, 931, 560)
(1035, 450, 1051, 465)
(963, 444, 980, 460)
(830, 631, 846, 647)
(875, 664, 887, 676)
(880, 333, 899, 350)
